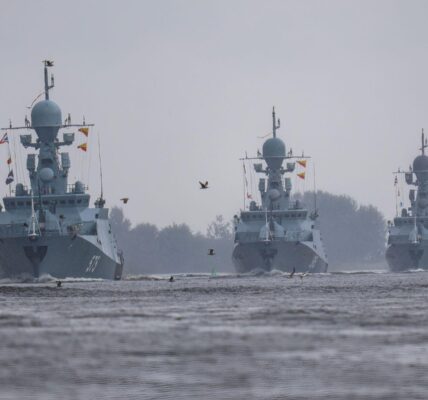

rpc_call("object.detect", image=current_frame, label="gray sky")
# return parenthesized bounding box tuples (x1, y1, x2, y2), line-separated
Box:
(0, 0, 427, 232)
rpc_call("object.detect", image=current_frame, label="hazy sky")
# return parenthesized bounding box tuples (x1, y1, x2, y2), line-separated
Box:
(1, 0, 427, 232)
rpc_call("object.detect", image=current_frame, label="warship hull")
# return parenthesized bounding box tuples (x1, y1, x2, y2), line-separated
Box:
(232, 241, 328, 273)
(386, 243, 428, 272)
(0, 235, 122, 280)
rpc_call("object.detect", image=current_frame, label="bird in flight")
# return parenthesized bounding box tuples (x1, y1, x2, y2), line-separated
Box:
(208, 249, 215, 256)
(120, 198, 129, 204)
(199, 181, 209, 189)
(299, 272, 309, 281)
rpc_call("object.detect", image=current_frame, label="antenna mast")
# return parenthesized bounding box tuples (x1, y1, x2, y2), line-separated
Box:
(97, 131, 104, 201)
(42, 60, 55, 100)
(313, 162, 318, 213)
(420, 128, 428, 155)
(272, 106, 280, 138)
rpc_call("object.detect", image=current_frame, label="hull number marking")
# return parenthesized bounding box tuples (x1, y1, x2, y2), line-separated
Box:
(86, 255, 101, 273)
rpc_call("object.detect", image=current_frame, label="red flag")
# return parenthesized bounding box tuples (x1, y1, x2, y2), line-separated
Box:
(77, 143, 87, 152)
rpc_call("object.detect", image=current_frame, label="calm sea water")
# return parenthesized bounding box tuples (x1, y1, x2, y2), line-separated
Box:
(0, 270, 428, 400)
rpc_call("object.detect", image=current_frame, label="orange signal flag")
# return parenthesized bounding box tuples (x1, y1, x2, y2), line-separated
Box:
(6, 156, 11, 165)
(297, 160, 307, 168)
(297, 172, 306, 180)
(77, 143, 87, 152)
(78, 127, 89, 136)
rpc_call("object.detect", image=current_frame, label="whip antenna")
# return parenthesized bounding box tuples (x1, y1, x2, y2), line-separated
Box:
(97, 131, 104, 201)
(313, 161, 317, 212)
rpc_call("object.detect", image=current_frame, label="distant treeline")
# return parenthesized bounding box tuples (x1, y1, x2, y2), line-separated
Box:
(295, 191, 386, 267)
(110, 211, 234, 275)
(111, 191, 386, 275)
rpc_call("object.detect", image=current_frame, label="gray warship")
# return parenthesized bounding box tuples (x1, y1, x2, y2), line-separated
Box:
(386, 132, 428, 271)
(0, 61, 123, 279)
(232, 108, 328, 273)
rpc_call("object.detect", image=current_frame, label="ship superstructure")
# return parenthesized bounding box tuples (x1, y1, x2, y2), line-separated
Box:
(0, 61, 123, 279)
(232, 108, 328, 273)
(386, 132, 428, 271)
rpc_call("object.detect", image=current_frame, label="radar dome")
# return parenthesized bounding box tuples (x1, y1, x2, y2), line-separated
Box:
(413, 155, 428, 172)
(268, 188, 281, 201)
(31, 100, 62, 142)
(263, 137, 286, 169)
(39, 167, 54, 182)
(74, 181, 85, 194)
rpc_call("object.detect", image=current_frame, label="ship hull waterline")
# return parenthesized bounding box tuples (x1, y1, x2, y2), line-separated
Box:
(232, 240, 328, 273)
(0, 235, 122, 280)
(386, 243, 428, 272)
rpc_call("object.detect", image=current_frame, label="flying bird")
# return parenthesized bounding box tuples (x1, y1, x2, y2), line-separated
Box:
(299, 272, 309, 281)
(199, 181, 209, 189)
(120, 198, 129, 204)
(208, 249, 215, 256)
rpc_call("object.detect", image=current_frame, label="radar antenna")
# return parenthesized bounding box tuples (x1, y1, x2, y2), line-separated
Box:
(95, 131, 106, 208)
(42, 60, 55, 100)
(272, 107, 280, 138)
(421, 128, 428, 155)
(98, 132, 104, 200)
